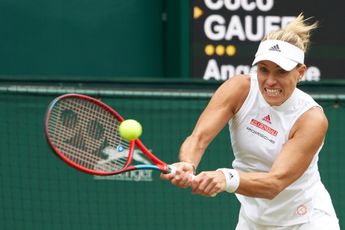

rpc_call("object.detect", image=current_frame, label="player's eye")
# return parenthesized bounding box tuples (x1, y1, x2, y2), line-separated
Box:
(258, 66, 269, 73)
(277, 69, 288, 75)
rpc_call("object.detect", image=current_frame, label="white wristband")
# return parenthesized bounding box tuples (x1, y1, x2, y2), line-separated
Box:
(216, 168, 240, 193)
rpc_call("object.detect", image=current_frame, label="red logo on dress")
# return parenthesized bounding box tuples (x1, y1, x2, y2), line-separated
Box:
(250, 119, 278, 136)
(262, 115, 271, 124)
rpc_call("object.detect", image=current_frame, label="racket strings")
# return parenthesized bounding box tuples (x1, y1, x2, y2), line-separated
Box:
(48, 97, 130, 172)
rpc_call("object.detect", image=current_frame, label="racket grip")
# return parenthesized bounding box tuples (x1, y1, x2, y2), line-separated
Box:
(167, 165, 195, 180)
(166, 165, 176, 176)
(167, 166, 217, 197)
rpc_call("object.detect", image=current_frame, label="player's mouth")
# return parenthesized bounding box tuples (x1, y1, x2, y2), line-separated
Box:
(265, 88, 282, 97)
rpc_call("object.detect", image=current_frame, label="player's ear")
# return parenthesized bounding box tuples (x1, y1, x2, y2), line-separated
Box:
(297, 64, 307, 80)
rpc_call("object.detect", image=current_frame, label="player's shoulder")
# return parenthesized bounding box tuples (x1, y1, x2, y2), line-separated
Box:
(302, 106, 328, 125)
(228, 74, 251, 84)
(222, 74, 251, 93)
(294, 88, 327, 124)
(215, 74, 251, 112)
(295, 106, 328, 135)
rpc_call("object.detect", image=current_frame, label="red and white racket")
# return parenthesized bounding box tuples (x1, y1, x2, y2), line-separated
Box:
(44, 93, 176, 176)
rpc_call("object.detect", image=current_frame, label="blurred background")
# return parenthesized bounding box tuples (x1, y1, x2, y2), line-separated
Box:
(0, 0, 344, 229)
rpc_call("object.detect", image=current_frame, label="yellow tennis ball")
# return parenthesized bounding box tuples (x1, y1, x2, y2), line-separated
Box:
(118, 119, 142, 141)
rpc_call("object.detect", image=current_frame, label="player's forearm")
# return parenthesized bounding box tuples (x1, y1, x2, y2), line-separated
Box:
(235, 172, 285, 199)
(179, 134, 209, 169)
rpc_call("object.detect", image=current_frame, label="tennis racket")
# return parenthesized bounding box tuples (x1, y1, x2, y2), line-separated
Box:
(44, 93, 176, 176)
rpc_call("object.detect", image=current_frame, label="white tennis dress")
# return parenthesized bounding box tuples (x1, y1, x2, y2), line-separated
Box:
(229, 74, 338, 227)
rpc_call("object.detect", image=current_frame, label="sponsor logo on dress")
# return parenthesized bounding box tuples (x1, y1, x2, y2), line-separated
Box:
(250, 119, 278, 136)
(262, 115, 272, 124)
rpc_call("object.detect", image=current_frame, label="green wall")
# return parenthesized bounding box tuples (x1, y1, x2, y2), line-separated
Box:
(0, 0, 179, 79)
(0, 88, 238, 230)
(0, 81, 343, 229)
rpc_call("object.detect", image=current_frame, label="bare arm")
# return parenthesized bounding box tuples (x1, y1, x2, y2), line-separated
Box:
(236, 107, 328, 199)
(160, 75, 250, 185)
(191, 106, 328, 198)
(179, 75, 250, 166)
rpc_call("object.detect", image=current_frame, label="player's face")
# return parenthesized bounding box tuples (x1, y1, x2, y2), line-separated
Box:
(257, 61, 306, 106)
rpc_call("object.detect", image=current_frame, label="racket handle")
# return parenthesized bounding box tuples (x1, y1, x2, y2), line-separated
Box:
(166, 165, 177, 176)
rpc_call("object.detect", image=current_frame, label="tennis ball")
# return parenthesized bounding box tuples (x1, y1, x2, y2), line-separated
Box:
(118, 119, 142, 141)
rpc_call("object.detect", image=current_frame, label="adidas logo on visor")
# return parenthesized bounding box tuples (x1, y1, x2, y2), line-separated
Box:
(269, 44, 281, 52)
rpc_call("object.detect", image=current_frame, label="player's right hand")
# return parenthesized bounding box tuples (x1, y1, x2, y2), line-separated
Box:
(160, 162, 195, 188)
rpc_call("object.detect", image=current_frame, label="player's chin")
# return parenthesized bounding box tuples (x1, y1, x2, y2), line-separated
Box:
(265, 97, 283, 106)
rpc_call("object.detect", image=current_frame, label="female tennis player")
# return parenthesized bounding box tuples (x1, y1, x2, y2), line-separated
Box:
(161, 14, 340, 229)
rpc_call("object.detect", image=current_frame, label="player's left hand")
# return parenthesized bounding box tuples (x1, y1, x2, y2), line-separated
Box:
(190, 170, 226, 197)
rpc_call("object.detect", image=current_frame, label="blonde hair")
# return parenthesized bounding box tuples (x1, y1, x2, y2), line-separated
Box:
(264, 13, 318, 52)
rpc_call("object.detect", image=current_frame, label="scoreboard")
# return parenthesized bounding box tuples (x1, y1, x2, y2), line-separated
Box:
(190, 0, 345, 81)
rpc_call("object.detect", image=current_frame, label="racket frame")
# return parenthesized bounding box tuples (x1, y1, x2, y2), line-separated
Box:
(45, 93, 171, 176)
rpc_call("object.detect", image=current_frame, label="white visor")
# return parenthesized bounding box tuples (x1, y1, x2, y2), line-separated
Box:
(252, 40, 304, 71)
